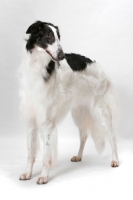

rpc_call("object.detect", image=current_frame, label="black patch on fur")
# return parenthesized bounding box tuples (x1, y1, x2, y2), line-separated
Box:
(26, 21, 60, 52)
(46, 60, 55, 77)
(26, 36, 37, 52)
(65, 53, 93, 71)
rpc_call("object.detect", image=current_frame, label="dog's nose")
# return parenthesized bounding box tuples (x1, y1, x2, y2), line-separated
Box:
(58, 50, 65, 60)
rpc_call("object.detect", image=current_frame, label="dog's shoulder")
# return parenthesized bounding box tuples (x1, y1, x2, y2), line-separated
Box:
(65, 53, 94, 71)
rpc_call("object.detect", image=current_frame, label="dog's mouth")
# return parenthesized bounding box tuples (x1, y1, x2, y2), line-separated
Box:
(46, 50, 59, 62)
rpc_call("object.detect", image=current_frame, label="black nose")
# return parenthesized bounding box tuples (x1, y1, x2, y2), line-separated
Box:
(58, 50, 65, 60)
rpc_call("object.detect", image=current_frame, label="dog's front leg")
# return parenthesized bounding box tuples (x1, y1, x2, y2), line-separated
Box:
(37, 123, 57, 184)
(20, 120, 38, 180)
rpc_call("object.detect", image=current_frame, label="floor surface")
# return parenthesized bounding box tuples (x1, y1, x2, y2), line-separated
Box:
(0, 134, 133, 200)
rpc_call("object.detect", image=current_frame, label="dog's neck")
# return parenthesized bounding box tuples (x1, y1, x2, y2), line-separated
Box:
(30, 46, 51, 67)
(29, 46, 56, 81)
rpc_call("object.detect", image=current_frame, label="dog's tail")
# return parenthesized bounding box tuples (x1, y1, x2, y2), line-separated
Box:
(90, 80, 119, 154)
(90, 121, 106, 154)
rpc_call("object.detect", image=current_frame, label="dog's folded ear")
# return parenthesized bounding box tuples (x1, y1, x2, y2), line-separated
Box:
(26, 21, 43, 34)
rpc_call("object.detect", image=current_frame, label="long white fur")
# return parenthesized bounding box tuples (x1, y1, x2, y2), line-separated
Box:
(19, 25, 119, 184)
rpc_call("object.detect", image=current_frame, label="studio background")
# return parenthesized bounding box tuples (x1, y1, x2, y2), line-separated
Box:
(0, 0, 133, 199)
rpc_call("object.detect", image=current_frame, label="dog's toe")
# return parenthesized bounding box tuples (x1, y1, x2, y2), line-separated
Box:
(19, 173, 31, 180)
(71, 156, 81, 162)
(111, 160, 119, 167)
(37, 177, 48, 184)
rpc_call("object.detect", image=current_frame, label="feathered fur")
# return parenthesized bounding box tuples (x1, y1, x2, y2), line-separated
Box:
(19, 21, 119, 184)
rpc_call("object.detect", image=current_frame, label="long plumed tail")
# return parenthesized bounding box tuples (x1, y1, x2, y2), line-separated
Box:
(90, 122, 106, 154)
(90, 81, 119, 154)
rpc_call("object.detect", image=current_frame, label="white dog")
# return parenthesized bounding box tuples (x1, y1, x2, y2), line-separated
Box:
(19, 21, 119, 184)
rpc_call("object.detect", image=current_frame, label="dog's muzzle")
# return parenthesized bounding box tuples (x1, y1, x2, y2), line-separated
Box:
(57, 49, 65, 61)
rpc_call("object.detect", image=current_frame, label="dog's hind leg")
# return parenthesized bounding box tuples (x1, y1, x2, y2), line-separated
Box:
(107, 124, 119, 167)
(71, 127, 88, 162)
(71, 106, 89, 162)
(90, 106, 119, 167)
(20, 120, 38, 180)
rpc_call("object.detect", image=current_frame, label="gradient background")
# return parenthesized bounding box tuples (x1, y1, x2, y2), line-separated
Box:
(0, 0, 133, 199)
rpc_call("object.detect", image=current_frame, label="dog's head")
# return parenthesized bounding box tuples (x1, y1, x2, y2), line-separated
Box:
(26, 21, 65, 61)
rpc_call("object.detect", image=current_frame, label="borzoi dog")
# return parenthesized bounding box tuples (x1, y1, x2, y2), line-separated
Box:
(19, 21, 119, 184)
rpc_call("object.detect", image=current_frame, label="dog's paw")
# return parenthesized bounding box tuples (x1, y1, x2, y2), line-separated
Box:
(111, 160, 119, 167)
(19, 173, 31, 180)
(37, 177, 48, 184)
(71, 156, 81, 162)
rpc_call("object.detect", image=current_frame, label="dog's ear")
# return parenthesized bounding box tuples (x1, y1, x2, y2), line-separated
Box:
(55, 26, 60, 40)
(26, 21, 43, 34)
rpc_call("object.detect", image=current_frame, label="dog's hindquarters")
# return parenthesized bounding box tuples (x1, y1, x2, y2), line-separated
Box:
(71, 83, 119, 167)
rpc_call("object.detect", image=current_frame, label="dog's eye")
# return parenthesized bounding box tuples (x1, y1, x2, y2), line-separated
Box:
(46, 33, 52, 39)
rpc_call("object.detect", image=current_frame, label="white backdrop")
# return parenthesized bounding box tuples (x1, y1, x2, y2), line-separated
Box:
(0, 0, 133, 138)
(0, 0, 133, 199)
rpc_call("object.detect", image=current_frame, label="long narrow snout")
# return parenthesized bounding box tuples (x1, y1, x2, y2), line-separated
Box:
(57, 49, 65, 61)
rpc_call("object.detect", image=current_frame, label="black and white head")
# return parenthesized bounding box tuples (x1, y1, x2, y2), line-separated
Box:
(26, 21, 65, 61)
